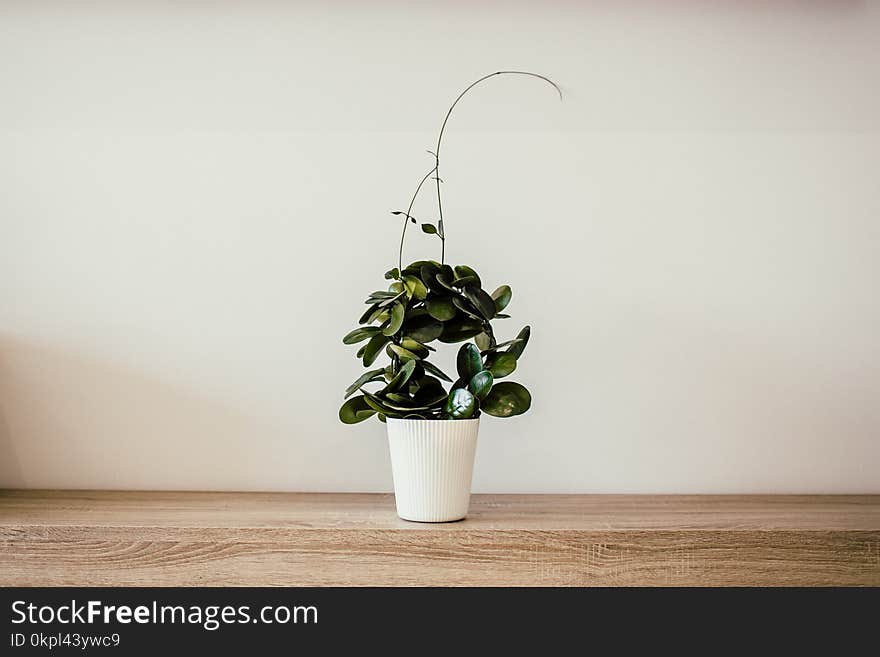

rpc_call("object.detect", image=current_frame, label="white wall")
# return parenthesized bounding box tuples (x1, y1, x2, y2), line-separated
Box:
(1, 1, 878, 493)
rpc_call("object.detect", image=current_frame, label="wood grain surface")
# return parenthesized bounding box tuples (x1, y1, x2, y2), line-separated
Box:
(1, 491, 878, 586)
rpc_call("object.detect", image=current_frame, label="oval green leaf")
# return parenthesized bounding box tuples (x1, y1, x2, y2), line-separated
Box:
(381, 359, 416, 394)
(343, 326, 381, 345)
(507, 325, 531, 359)
(451, 295, 483, 321)
(475, 331, 492, 351)
(399, 338, 430, 358)
(421, 223, 437, 234)
(339, 395, 377, 424)
(382, 302, 405, 336)
(482, 381, 531, 418)
(359, 302, 380, 325)
(402, 275, 428, 300)
(362, 333, 391, 367)
(403, 311, 444, 343)
(388, 344, 420, 361)
(464, 285, 497, 321)
(468, 370, 494, 400)
(491, 285, 512, 313)
(486, 352, 517, 378)
(457, 343, 484, 381)
(413, 378, 449, 407)
(426, 296, 457, 321)
(444, 388, 476, 419)
(344, 368, 386, 398)
(451, 275, 478, 288)
(439, 317, 484, 343)
(453, 265, 481, 288)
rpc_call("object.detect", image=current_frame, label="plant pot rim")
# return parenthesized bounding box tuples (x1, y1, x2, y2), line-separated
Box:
(386, 417, 480, 424)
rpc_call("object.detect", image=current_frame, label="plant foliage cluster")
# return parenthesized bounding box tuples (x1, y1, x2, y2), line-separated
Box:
(339, 70, 560, 424)
(340, 260, 531, 423)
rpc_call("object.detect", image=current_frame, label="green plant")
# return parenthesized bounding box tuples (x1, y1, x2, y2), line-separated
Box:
(339, 71, 560, 423)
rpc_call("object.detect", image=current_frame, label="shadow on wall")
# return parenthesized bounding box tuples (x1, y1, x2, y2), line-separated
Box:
(0, 335, 280, 490)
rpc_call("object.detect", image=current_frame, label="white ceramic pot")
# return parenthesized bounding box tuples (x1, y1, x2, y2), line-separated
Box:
(386, 417, 480, 522)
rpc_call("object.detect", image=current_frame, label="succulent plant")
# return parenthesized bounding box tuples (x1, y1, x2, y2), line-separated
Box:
(339, 70, 560, 423)
(340, 261, 532, 422)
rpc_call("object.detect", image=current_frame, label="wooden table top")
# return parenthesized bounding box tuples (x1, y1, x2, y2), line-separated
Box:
(2, 491, 878, 586)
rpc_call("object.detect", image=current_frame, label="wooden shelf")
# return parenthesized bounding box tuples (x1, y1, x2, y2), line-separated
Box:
(1, 491, 878, 586)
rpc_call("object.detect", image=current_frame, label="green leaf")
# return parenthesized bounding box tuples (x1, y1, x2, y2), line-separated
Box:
(402, 260, 436, 277)
(388, 344, 420, 361)
(491, 285, 512, 313)
(359, 303, 380, 325)
(451, 296, 483, 321)
(426, 296, 457, 321)
(475, 331, 492, 351)
(419, 263, 446, 295)
(439, 317, 484, 343)
(382, 302, 405, 336)
(464, 285, 497, 321)
(364, 390, 435, 413)
(384, 268, 400, 280)
(444, 388, 476, 419)
(495, 313, 511, 319)
(377, 293, 406, 308)
(402, 275, 428, 300)
(339, 395, 377, 424)
(421, 223, 437, 234)
(344, 368, 386, 398)
(468, 370, 494, 400)
(451, 275, 478, 288)
(361, 391, 402, 416)
(482, 382, 531, 418)
(507, 325, 531, 359)
(381, 359, 416, 394)
(362, 333, 391, 367)
(403, 310, 444, 343)
(420, 359, 453, 382)
(365, 304, 388, 325)
(486, 352, 517, 378)
(480, 338, 523, 354)
(453, 265, 481, 288)
(457, 343, 483, 381)
(434, 268, 458, 293)
(365, 290, 399, 301)
(412, 378, 449, 406)
(343, 326, 381, 345)
(356, 344, 367, 358)
(399, 337, 431, 358)
(388, 281, 404, 294)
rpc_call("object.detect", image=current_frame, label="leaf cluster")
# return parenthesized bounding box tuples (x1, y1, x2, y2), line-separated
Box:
(340, 261, 531, 423)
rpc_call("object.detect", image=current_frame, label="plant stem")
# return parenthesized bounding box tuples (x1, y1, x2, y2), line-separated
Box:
(398, 166, 437, 272)
(396, 71, 562, 269)
(432, 71, 562, 265)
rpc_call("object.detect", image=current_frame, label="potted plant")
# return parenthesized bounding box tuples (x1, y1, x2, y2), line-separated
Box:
(339, 71, 561, 522)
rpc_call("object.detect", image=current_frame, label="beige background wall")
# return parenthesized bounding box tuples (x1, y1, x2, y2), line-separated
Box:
(1, 1, 878, 492)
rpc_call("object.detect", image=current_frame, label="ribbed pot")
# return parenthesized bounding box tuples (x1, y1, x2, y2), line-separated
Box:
(386, 418, 480, 522)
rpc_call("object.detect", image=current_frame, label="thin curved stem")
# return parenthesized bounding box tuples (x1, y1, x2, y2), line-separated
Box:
(433, 71, 561, 264)
(398, 165, 437, 272)
(396, 71, 562, 269)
